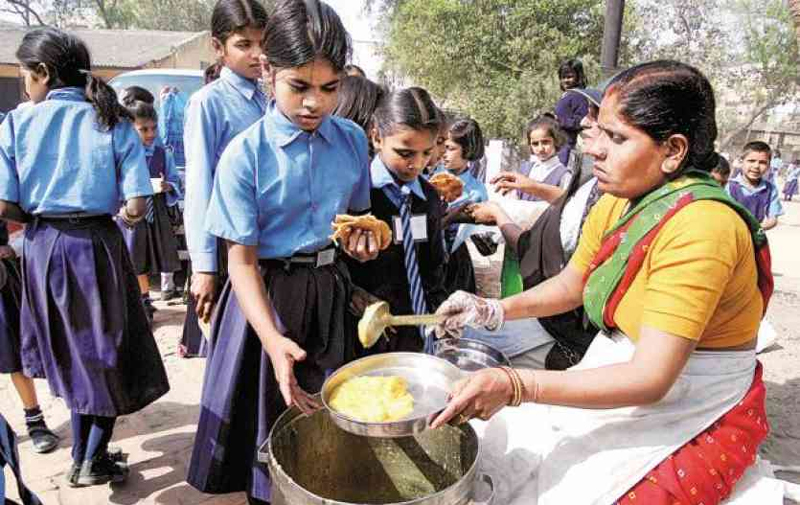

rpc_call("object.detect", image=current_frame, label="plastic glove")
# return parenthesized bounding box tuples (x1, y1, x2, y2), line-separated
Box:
(434, 290, 504, 339)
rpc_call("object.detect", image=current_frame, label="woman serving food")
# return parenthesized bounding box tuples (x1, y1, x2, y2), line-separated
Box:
(431, 60, 773, 505)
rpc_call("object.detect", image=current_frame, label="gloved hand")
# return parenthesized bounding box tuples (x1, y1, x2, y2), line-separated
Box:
(434, 290, 504, 339)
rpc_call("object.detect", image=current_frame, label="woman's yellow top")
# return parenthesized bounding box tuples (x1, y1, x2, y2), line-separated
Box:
(570, 194, 762, 348)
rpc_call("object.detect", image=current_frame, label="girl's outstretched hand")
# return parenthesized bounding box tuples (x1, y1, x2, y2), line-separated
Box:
(265, 334, 321, 415)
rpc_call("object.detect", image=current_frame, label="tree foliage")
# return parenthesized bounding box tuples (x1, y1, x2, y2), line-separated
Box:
(0, 0, 273, 31)
(380, 0, 605, 143)
(624, 0, 798, 149)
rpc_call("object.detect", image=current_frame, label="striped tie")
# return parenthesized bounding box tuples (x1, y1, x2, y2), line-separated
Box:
(145, 196, 155, 223)
(399, 186, 434, 354)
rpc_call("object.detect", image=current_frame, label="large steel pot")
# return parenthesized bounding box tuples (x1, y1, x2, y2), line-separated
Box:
(259, 402, 494, 505)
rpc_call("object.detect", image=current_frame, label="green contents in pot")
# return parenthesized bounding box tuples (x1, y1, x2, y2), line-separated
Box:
(270, 409, 477, 504)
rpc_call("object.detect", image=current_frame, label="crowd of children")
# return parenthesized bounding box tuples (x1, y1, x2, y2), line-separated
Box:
(0, 0, 794, 503)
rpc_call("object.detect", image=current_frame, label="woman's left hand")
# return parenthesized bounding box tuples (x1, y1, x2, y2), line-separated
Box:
(343, 228, 379, 262)
(430, 368, 514, 429)
(160, 180, 172, 193)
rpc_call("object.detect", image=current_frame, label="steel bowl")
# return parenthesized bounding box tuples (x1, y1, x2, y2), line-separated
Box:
(433, 338, 511, 372)
(321, 352, 465, 438)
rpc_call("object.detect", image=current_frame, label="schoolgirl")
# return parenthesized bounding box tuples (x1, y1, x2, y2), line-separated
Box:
(554, 58, 588, 164)
(332, 74, 384, 158)
(0, 221, 59, 454)
(117, 100, 183, 319)
(181, 0, 269, 357)
(187, 1, 377, 503)
(348, 87, 449, 355)
(504, 113, 572, 203)
(436, 117, 489, 293)
(0, 27, 169, 486)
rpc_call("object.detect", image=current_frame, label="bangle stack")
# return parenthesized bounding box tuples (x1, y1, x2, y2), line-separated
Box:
(499, 366, 525, 407)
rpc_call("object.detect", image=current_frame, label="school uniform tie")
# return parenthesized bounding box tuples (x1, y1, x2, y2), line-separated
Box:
(145, 155, 155, 223)
(399, 185, 434, 354)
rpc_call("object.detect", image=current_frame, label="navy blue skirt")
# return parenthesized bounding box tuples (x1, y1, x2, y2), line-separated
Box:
(187, 258, 357, 501)
(784, 179, 798, 197)
(19, 216, 170, 416)
(117, 194, 181, 276)
(445, 242, 477, 294)
(0, 258, 22, 374)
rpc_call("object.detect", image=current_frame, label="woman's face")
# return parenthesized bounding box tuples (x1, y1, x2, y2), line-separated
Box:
(271, 57, 340, 132)
(443, 136, 468, 172)
(585, 92, 676, 199)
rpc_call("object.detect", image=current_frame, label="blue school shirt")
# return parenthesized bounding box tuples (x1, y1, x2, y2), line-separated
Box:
(205, 101, 371, 259)
(183, 66, 267, 272)
(0, 87, 152, 215)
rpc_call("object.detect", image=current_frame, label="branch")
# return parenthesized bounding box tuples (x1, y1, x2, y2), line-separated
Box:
(719, 96, 784, 149)
(4, 0, 46, 25)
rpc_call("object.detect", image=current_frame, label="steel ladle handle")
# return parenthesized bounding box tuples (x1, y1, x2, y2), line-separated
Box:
(386, 313, 446, 327)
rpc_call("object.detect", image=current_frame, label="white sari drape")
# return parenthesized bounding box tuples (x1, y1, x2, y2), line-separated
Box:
(473, 333, 760, 505)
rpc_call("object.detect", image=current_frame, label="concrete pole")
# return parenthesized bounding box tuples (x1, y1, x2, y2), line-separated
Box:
(601, 0, 626, 78)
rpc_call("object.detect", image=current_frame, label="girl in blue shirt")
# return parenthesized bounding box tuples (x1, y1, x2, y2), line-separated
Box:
(187, 1, 377, 503)
(438, 117, 489, 294)
(117, 101, 183, 320)
(0, 28, 169, 487)
(181, 0, 269, 357)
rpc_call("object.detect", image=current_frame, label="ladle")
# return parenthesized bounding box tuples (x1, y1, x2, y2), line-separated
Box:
(359, 301, 445, 349)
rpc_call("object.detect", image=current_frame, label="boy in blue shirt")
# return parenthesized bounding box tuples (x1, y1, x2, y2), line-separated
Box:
(727, 141, 783, 230)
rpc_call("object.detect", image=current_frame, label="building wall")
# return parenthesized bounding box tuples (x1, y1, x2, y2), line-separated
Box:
(149, 32, 214, 71)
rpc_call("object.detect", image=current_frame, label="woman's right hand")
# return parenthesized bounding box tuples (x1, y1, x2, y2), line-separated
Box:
(191, 272, 217, 322)
(434, 291, 505, 338)
(265, 334, 321, 415)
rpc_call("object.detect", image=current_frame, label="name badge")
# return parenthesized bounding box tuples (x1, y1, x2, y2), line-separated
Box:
(393, 215, 428, 244)
(316, 248, 336, 268)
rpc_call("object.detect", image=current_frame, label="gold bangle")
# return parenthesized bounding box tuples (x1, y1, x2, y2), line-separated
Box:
(508, 367, 526, 406)
(498, 367, 518, 406)
(500, 366, 521, 407)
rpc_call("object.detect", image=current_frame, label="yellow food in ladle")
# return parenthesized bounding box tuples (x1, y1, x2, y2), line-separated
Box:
(330, 376, 414, 422)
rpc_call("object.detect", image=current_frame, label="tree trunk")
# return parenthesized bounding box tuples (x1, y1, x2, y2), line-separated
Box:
(791, 0, 800, 48)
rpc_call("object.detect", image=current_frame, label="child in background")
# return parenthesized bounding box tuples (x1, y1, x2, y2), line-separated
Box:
(348, 87, 449, 355)
(181, 0, 268, 357)
(437, 117, 489, 293)
(727, 141, 783, 230)
(117, 101, 182, 320)
(424, 110, 448, 177)
(710, 155, 731, 187)
(783, 161, 799, 201)
(0, 27, 169, 487)
(494, 113, 571, 203)
(187, 1, 377, 503)
(332, 74, 385, 158)
(554, 59, 588, 165)
(0, 221, 60, 455)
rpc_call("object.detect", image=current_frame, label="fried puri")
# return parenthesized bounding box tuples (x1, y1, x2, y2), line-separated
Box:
(330, 214, 393, 250)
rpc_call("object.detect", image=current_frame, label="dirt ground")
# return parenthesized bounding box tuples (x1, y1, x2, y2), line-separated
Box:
(2, 200, 799, 505)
